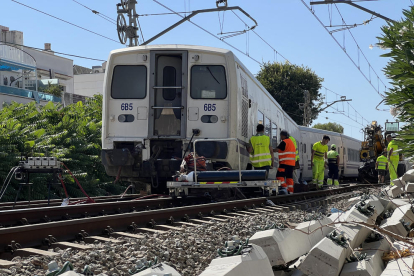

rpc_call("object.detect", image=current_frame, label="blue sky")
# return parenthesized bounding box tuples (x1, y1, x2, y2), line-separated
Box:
(1, 0, 410, 139)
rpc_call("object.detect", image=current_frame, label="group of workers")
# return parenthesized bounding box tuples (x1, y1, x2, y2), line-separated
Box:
(248, 124, 400, 193)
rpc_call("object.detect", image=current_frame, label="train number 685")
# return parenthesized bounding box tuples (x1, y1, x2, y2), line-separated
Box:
(121, 103, 133, 110)
(204, 103, 216, 111)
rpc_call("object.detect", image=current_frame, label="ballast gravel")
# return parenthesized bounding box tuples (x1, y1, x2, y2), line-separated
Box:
(2, 190, 375, 276)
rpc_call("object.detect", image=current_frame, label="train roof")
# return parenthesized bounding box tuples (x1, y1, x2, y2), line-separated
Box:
(299, 126, 360, 142)
(109, 44, 232, 55)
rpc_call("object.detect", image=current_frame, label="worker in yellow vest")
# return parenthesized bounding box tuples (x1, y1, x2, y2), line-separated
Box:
(376, 150, 388, 184)
(327, 144, 340, 187)
(387, 134, 399, 183)
(247, 124, 274, 177)
(275, 130, 296, 194)
(311, 135, 330, 189)
(289, 134, 300, 186)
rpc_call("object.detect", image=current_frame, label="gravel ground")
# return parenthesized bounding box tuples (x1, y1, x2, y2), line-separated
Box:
(1, 190, 374, 276)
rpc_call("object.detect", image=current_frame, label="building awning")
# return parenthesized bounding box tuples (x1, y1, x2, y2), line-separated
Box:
(0, 58, 36, 71)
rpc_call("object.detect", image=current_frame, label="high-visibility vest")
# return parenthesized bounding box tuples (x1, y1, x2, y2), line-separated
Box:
(377, 155, 388, 170)
(249, 134, 272, 167)
(289, 136, 299, 161)
(387, 140, 399, 161)
(278, 138, 296, 166)
(327, 150, 339, 164)
(312, 141, 328, 161)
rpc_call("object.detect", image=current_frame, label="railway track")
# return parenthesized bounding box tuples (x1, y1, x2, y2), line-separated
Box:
(0, 193, 144, 211)
(0, 183, 380, 264)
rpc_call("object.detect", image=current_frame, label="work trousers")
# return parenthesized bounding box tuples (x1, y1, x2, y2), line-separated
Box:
(327, 163, 339, 186)
(388, 159, 399, 183)
(277, 164, 294, 194)
(312, 159, 325, 188)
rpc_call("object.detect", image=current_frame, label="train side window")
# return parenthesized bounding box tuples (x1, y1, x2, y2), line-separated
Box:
(257, 110, 264, 125)
(111, 65, 147, 99)
(271, 122, 277, 148)
(190, 65, 227, 99)
(303, 143, 306, 153)
(264, 117, 271, 136)
(337, 148, 340, 154)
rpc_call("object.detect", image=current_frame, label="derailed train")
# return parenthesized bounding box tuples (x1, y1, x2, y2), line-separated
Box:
(101, 45, 362, 192)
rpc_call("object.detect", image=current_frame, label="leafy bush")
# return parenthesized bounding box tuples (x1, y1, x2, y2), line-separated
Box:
(378, 7, 414, 157)
(0, 95, 126, 202)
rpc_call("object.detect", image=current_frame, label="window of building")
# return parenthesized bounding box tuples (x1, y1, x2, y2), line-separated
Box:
(111, 65, 147, 99)
(190, 65, 227, 99)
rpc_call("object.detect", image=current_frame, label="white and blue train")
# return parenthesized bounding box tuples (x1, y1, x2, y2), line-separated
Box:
(101, 45, 362, 192)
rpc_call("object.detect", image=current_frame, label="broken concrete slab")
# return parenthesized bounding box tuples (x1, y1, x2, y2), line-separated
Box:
(402, 169, 414, 183)
(298, 234, 352, 276)
(380, 204, 414, 237)
(386, 186, 403, 198)
(133, 263, 181, 275)
(405, 183, 414, 193)
(392, 177, 406, 190)
(249, 217, 334, 266)
(199, 244, 273, 276)
(380, 256, 414, 276)
(340, 240, 390, 276)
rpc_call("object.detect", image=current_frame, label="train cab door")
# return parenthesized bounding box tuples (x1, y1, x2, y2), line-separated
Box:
(149, 51, 188, 138)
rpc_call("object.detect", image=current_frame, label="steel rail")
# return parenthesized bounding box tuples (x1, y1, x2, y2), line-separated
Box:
(0, 183, 378, 254)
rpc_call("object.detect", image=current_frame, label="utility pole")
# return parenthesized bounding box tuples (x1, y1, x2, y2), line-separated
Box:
(299, 90, 311, 127)
(116, 0, 139, 46)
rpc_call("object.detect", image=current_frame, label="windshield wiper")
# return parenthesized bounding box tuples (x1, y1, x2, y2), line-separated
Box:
(207, 67, 220, 84)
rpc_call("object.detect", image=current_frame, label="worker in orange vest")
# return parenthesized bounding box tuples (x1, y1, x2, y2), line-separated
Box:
(274, 130, 296, 194)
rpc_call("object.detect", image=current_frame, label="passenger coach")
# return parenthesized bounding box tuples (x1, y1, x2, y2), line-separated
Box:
(101, 44, 361, 192)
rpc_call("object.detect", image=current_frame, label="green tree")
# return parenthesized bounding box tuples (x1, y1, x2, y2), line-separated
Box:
(256, 62, 324, 125)
(0, 96, 126, 202)
(378, 7, 414, 156)
(312, 122, 344, 133)
(38, 81, 63, 97)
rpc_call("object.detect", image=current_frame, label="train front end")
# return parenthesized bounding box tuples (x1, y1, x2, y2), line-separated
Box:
(101, 45, 232, 192)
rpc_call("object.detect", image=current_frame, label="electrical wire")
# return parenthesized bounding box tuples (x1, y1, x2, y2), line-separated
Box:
(11, 0, 121, 44)
(0, 41, 106, 62)
(0, 167, 18, 201)
(152, 0, 262, 64)
(71, 0, 116, 25)
(300, 0, 387, 98)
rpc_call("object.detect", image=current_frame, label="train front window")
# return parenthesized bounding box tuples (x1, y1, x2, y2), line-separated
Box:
(111, 65, 147, 99)
(191, 65, 227, 99)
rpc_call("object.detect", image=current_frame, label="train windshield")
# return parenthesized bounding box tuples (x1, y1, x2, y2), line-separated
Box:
(190, 65, 227, 99)
(111, 65, 147, 99)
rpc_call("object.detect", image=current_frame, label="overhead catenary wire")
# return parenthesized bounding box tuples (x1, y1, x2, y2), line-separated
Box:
(300, 0, 387, 99)
(0, 41, 106, 62)
(71, 0, 116, 25)
(11, 0, 122, 44)
(152, 0, 262, 64)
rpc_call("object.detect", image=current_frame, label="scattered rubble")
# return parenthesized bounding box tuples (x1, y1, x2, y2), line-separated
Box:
(6, 182, 414, 276)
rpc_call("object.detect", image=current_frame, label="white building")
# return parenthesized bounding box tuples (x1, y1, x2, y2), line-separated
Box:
(73, 61, 106, 97)
(0, 25, 74, 107)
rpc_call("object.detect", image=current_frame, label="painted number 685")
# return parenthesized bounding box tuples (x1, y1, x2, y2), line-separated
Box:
(121, 103, 133, 110)
(204, 103, 216, 111)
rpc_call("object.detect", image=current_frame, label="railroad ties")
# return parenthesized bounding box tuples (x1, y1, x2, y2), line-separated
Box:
(3, 179, 414, 275)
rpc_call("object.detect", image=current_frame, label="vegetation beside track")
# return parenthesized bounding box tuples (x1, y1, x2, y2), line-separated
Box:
(0, 95, 127, 202)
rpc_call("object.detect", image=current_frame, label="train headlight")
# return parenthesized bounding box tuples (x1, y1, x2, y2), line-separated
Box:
(118, 114, 126, 122)
(201, 115, 219, 123)
(210, 115, 218, 123)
